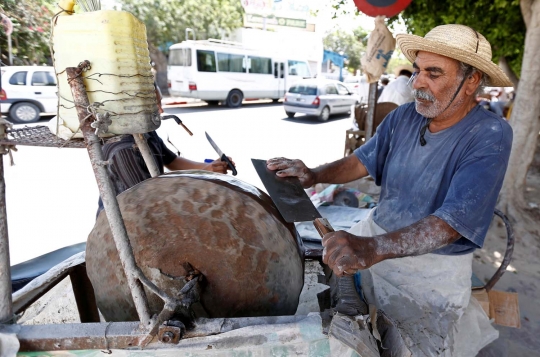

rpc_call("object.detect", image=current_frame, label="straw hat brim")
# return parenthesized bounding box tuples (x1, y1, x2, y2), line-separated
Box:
(396, 33, 513, 87)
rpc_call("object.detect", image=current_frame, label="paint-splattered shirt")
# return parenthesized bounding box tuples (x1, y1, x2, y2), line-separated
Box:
(355, 103, 512, 255)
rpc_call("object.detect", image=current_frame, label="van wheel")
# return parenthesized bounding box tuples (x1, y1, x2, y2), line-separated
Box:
(10, 102, 40, 123)
(226, 90, 243, 108)
(285, 111, 295, 118)
(318, 106, 330, 122)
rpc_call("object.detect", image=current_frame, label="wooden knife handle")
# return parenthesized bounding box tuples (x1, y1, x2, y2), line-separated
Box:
(313, 218, 334, 237)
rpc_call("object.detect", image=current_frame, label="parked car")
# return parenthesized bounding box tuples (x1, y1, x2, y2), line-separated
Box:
(0, 66, 57, 123)
(343, 76, 370, 104)
(283, 79, 357, 122)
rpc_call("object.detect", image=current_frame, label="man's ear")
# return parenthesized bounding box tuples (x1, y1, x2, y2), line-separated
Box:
(465, 71, 482, 96)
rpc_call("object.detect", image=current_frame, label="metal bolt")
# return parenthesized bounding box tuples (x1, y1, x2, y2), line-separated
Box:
(161, 331, 175, 343)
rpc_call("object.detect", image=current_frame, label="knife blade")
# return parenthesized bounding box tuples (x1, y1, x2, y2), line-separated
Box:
(205, 132, 237, 176)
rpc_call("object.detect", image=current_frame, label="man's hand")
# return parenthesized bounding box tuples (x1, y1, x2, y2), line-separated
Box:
(322, 231, 380, 276)
(204, 157, 235, 174)
(266, 157, 315, 188)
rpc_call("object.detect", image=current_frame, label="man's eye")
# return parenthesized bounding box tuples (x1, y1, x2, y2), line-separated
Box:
(429, 74, 441, 79)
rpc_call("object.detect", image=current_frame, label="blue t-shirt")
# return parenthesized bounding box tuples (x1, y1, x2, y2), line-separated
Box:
(354, 103, 512, 255)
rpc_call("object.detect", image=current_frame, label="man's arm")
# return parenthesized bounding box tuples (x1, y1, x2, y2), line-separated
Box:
(166, 156, 234, 174)
(266, 154, 369, 188)
(322, 215, 461, 276)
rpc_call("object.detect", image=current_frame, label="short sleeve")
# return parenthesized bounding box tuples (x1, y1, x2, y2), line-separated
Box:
(157, 137, 177, 166)
(433, 122, 512, 248)
(353, 109, 396, 185)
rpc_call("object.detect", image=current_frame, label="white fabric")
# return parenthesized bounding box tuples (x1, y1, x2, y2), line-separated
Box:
(377, 75, 414, 106)
(349, 209, 498, 356)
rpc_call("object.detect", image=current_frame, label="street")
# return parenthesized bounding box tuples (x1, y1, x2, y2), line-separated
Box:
(4, 101, 353, 265)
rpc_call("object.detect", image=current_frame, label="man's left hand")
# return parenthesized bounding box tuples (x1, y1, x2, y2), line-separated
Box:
(322, 231, 380, 276)
(204, 157, 235, 174)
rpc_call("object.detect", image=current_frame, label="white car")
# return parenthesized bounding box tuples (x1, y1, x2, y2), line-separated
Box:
(283, 79, 358, 122)
(0, 66, 57, 123)
(343, 76, 370, 104)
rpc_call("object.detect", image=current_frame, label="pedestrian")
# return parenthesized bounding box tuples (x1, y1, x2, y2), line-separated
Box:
(377, 64, 414, 105)
(376, 77, 389, 100)
(267, 24, 512, 356)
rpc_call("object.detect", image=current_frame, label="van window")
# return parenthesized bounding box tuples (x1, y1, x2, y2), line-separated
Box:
(249, 56, 272, 74)
(288, 60, 311, 78)
(31, 71, 57, 86)
(169, 48, 192, 66)
(288, 84, 317, 95)
(9, 72, 27, 85)
(196, 50, 216, 72)
(217, 53, 245, 73)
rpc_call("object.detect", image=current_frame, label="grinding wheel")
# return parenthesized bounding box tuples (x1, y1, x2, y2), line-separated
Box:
(86, 171, 305, 322)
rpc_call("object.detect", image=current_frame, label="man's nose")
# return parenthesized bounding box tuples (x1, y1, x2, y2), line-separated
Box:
(411, 72, 428, 90)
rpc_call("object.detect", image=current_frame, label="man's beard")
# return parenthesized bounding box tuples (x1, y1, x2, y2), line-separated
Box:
(413, 79, 464, 118)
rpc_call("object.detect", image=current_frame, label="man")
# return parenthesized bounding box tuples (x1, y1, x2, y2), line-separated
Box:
(268, 24, 512, 356)
(97, 86, 234, 215)
(377, 64, 414, 105)
(377, 77, 390, 100)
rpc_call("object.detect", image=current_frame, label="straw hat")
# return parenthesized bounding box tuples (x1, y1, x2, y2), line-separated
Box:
(396, 24, 513, 87)
(393, 64, 414, 78)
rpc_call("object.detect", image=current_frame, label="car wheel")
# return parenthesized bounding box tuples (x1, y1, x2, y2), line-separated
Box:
(318, 106, 330, 122)
(226, 89, 243, 108)
(272, 99, 280, 103)
(285, 111, 295, 118)
(10, 102, 40, 123)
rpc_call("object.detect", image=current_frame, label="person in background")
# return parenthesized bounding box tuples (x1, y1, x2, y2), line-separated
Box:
(96, 86, 235, 216)
(377, 77, 390, 100)
(377, 64, 414, 106)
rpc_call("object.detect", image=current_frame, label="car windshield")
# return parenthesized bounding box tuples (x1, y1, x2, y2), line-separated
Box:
(288, 84, 317, 95)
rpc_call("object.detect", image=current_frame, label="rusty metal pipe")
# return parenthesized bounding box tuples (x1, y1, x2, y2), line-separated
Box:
(133, 134, 160, 178)
(0, 154, 13, 324)
(65, 61, 152, 327)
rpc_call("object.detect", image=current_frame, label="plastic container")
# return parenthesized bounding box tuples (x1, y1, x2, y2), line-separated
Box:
(52, 10, 160, 135)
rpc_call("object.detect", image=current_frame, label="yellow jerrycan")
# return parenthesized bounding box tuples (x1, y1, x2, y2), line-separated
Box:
(51, 6, 160, 135)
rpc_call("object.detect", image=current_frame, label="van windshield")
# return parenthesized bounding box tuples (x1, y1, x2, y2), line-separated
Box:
(288, 84, 317, 95)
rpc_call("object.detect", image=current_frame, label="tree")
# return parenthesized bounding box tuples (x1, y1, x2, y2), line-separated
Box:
(323, 27, 368, 74)
(0, 0, 55, 65)
(119, 0, 244, 89)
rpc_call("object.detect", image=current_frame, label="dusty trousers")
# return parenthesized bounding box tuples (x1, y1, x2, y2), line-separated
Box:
(349, 209, 498, 356)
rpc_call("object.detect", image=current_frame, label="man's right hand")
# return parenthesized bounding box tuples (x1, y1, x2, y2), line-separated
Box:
(266, 157, 315, 188)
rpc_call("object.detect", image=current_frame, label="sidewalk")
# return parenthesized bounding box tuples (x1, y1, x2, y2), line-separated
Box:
(161, 95, 202, 106)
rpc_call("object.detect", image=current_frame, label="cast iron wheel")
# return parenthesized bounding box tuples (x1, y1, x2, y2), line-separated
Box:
(9, 102, 40, 123)
(226, 90, 243, 108)
(286, 111, 295, 118)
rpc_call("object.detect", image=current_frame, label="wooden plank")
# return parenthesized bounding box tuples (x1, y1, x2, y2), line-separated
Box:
(488, 290, 521, 328)
(471, 288, 490, 317)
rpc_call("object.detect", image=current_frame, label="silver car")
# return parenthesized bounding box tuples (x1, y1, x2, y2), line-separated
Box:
(283, 79, 357, 122)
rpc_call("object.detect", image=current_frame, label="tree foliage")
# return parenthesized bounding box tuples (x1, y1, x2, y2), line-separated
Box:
(387, 0, 526, 78)
(0, 0, 55, 65)
(119, 0, 244, 54)
(323, 27, 368, 73)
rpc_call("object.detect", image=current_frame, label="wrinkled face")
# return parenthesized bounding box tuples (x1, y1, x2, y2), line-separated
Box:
(410, 51, 465, 118)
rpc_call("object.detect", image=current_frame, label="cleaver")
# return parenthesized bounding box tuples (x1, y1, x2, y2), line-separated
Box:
(251, 158, 367, 316)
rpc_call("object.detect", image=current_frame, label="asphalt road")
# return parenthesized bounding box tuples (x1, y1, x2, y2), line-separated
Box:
(4, 101, 353, 265)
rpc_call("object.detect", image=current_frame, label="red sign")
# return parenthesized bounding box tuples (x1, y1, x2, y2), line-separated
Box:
(353, 0, 412, 17)
(0, 13, 13, 36)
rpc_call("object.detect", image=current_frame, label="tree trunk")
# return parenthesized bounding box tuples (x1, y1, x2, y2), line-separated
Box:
(498, 0, 540, 239)
(498, 56, 520, 88)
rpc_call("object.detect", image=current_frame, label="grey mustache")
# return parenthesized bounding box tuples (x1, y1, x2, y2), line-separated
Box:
(413, 89, 435, 101)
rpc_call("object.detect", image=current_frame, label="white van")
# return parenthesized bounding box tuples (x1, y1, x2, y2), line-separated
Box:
(167, 39, 312, 108)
